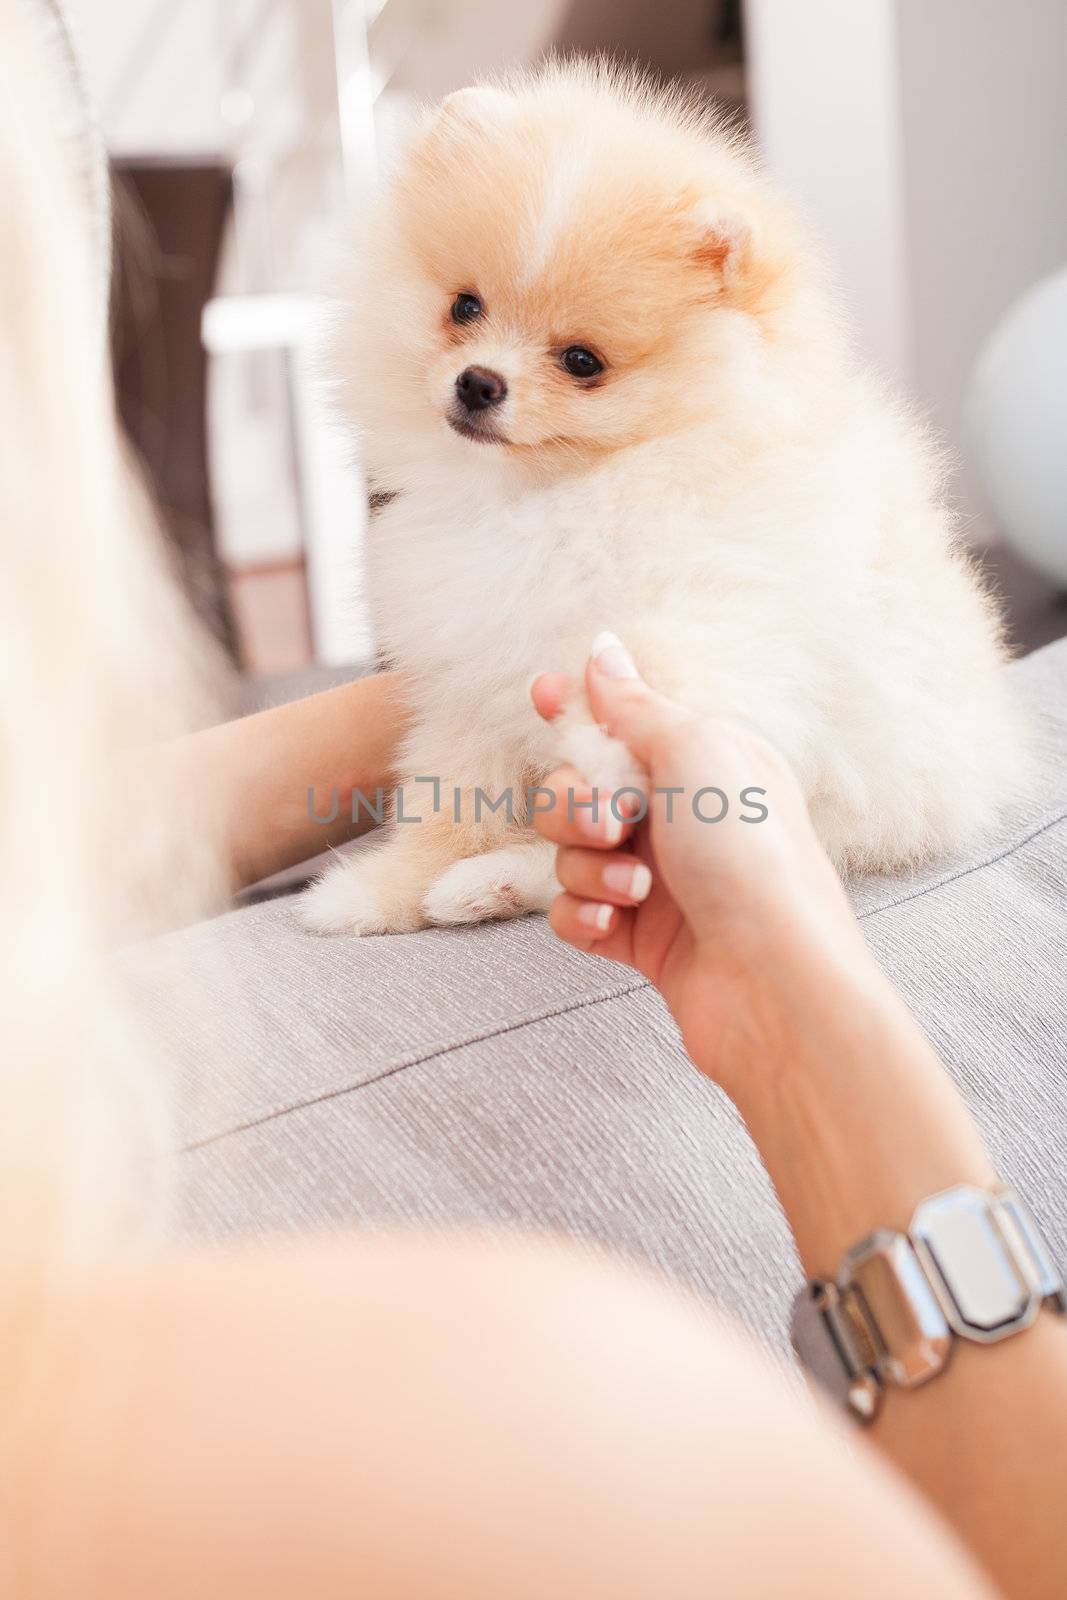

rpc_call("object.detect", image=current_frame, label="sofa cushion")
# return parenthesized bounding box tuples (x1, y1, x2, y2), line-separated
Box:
(121, 638, 1067, 1352)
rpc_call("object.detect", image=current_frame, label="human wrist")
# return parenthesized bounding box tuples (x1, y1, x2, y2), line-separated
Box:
(709, 953, 996, 1274)
(685, 919, 895, 1102)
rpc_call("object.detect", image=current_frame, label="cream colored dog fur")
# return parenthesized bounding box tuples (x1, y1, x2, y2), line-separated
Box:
(302, 62, 1021, 936)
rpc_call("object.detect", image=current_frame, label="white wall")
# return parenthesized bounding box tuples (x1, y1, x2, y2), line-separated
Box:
(66, 0, 229, 156)
(744, 0, 1067, 540)
(745, 0, 913, 383)
(374, 0, 567, 102)
(896, 0, 1067, 510)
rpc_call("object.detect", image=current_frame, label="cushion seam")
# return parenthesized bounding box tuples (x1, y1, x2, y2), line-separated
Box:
(856, 808, 1067, 923)
(179, 974, 651, 1154)
(179, 808, 1066, 1153)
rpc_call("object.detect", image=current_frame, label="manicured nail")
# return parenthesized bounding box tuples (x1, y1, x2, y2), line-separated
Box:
(590, 631, 638, 680)
(579, 805, 623, 845)
(577, 901, 615, 933)
(602, 860, 652, 902)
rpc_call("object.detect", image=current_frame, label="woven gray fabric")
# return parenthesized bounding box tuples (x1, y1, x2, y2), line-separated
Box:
(122, 638, 1067, 1352)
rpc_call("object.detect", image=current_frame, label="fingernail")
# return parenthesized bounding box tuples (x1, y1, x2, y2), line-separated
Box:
(579, 805, 623, 845)
(603, 807, 624, 844)
(577, 901, 615, 933)
(603, 860, 652, 902)
(590, 631, 639, 680)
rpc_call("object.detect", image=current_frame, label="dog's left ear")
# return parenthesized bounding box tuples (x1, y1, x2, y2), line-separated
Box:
(686, 200, 754, 293)
(438, 84, 515, 130)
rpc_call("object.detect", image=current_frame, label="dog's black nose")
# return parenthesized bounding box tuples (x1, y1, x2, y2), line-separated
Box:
(455, 365, 507, 412)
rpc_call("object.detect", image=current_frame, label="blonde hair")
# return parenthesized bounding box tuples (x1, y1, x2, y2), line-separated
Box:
(0, 0, 226, 1412)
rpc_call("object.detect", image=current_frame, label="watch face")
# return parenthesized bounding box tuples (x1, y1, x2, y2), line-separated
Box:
(794, 1187, 1064, 1419)
(997, 1193, 1066, 1303)
(841, 1229, 951, 1387)
(911, 1187, 1038, 1341)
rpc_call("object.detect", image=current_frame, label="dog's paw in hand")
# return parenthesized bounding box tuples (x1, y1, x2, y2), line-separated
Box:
(555, 719, 647, 808)
(423, 843, 559, 926)
(299, 856, 426, 936)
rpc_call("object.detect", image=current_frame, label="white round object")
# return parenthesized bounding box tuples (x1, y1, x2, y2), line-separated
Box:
(966, 267, 1067, 587)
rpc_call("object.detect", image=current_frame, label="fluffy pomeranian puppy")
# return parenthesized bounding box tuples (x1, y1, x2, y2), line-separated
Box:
(302, 60, 1022, 936)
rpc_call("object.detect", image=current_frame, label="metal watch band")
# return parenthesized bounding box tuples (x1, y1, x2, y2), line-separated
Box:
(791, 1185, 1066, 1423)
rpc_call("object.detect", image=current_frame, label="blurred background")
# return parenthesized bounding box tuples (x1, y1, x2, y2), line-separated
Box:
(65, 0, 1067, 684)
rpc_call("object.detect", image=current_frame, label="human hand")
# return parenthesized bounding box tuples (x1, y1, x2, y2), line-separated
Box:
(530, 634, 881, 1094)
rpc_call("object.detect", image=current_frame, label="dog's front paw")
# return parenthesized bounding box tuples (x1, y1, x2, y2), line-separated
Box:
(555, 721, 647, 806)
(299, 858, 426, 936)
(423, 843, 559, 927)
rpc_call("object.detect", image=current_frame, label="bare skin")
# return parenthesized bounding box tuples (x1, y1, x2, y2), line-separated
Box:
(174, 671, 409, 891)
(24, 1237, 993, 1600)
(530, 636, 1067, 1600)
(29, 644, 1063, 1597)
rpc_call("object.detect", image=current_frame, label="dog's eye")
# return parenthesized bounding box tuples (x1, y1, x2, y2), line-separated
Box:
(451, 292, 483, 325)
(561, 346, 603, 380)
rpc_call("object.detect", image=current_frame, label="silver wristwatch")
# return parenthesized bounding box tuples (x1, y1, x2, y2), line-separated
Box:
(791, 1185, 1065, 1422)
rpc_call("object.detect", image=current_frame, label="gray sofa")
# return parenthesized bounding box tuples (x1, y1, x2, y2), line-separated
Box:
(122, 638, 1067, 1356)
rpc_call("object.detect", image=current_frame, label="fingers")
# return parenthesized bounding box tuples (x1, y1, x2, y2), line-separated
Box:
(531, 639, 693, 774)
(529, 766, 638, 849)
(555, 846, 652, 907)
(548, 891, 634, 959)
(583, 634, 694, 767)
(529, 671, 574, 723)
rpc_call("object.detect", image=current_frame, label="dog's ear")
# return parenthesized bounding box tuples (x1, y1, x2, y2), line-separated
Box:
(416, 85, 515, 170)
(438, 84, 514, 130)
(686, 200, 754, 291)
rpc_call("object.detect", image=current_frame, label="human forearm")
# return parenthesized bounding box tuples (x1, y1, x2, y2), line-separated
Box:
(730, 953, 1067, 1600)
(178, 672, 408, 890)
(724, 948, 997, 1273)
(532, 642, 1067, 1598)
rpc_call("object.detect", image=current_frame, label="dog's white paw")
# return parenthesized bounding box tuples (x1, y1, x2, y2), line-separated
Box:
(299, 859, 423, 936)
(556, 721, 646, 805)
(423, 844, 559, 927)
(299, 862, 390, 935)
